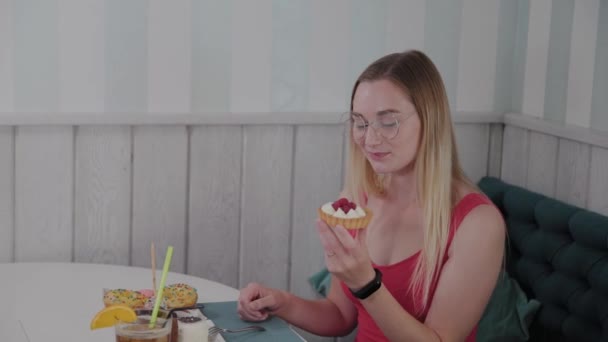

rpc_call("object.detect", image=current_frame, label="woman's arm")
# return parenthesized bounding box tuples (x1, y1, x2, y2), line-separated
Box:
(358, 203, 505, 341)
(275, 274, 358, 336)
(238, 274, 358, 337)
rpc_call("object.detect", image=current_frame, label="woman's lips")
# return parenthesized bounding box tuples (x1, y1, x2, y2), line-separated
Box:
(367, 152, 390, 161)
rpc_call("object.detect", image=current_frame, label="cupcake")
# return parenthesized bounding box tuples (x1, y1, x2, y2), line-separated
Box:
(163, 283, 198, 309)
(318, 197, 372, 230)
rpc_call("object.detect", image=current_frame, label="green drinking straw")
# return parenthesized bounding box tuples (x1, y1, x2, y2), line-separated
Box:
(149, 245, 174, 328)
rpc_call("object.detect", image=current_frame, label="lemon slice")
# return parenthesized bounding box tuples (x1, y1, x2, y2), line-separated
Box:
(90, 305, 137, 330)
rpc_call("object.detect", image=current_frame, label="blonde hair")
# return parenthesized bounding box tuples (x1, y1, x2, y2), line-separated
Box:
(344, 50, 473, 312)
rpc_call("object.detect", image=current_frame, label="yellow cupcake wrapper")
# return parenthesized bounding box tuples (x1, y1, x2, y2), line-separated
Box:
(318, 207, 373, 230)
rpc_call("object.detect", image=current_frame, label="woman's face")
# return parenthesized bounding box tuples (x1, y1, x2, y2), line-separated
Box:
(351, 79, 421, 175)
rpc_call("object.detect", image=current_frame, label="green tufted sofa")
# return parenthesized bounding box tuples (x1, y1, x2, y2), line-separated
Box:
(478, 177, 608, 342)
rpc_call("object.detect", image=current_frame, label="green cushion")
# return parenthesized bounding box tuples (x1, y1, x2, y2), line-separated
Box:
(478, 177, 608, 342)
(308, 267, 331, 297)
(478, 271, 541, 342)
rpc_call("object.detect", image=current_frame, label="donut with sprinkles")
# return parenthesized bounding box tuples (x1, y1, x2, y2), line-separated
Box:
(163, 283, 198, 309)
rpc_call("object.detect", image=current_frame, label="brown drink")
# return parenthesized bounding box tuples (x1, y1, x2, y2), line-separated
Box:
(115, 312, 172, 342)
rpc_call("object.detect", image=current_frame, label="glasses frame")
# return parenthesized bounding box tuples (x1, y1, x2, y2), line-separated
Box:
(349, 111, 414, 141)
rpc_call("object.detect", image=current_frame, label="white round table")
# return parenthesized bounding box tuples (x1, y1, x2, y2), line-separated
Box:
(0, 262, 240, 342)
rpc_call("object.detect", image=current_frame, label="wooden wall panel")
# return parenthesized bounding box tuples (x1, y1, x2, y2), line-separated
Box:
(74, 126, 131, 265)
(132, 126, 188, 272)
(588, 146, 608, 216)
(526, 132, 558, 197)
(290, 125, 344, 298)
(3, 111, 608, 342)
(555, 139, 591, 208)
(15, 126, 73, 262)
(501, 126, 529, 187)
(188, 126, 242, 288)
(0, 127, 13, 262)
(240, 125, 293, 289)
(0, 279, 19, 342)
(341, 124, 349, 191)
(487, 123, 503, 178)
(454, 123, 489, 183)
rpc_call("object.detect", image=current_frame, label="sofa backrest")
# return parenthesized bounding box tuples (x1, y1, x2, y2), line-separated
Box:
(478, 177, 608, 342)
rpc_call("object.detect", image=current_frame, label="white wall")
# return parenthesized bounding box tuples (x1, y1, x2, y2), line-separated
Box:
(1, 1, 606, 130)
(0, 0, 520, 116)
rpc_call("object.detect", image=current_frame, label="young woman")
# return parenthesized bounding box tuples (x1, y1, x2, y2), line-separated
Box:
(237, 50, 505, 342)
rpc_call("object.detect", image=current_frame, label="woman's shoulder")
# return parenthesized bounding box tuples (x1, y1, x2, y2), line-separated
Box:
(450, 184, 505, 246)
(453, 181, 495, 209)
(454, 185, 504, 229)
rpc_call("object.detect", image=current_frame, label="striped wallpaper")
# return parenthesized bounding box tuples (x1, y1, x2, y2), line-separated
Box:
(515, 0, 607, 130)
(0, 0, 606, 131)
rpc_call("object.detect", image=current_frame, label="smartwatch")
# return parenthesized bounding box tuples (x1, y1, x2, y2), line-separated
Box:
(350, 268, 383, 300)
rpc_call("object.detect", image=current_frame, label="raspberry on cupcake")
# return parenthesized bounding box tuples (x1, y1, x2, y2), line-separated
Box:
(318, 197, 372, 230)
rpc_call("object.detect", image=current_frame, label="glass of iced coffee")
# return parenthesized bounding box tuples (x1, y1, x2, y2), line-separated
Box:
(115, 309, 172, 342)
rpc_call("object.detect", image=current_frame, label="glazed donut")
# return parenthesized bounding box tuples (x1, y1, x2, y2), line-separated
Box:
(162, 283, 198, 309)
(103, 289, 147, 308)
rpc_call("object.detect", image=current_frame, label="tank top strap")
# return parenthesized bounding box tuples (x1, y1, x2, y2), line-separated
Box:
(447, 193, 494, 247)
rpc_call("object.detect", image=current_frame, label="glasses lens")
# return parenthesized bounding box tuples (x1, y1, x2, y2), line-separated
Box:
(352, 116, 367, 139)
(350, 113, 400, 140)
(377, 115, 399, 139)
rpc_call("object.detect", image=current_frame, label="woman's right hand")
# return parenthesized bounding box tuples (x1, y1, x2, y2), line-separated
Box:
(237, 282, 288, 321)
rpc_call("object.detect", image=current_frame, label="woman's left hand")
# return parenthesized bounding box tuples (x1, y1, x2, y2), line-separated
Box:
(316, 219, 376, 290)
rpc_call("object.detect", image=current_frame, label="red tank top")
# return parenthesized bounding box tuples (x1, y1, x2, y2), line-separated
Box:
(341, 193, 492, 342)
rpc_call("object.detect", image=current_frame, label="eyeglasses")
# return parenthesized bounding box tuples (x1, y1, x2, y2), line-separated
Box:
(350, 112, 412, 140)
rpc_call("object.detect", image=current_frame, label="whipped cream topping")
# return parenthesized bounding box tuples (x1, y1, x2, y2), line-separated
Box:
(321, 202, 366, 218)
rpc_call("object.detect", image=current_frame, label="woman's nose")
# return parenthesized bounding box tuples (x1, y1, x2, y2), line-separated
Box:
(364, 125, 382, 145)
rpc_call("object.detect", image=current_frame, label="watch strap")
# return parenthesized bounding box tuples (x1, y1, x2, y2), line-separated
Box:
(350, 268, 382, 300)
